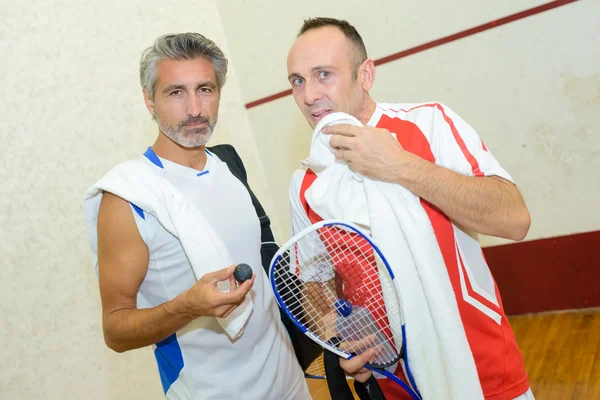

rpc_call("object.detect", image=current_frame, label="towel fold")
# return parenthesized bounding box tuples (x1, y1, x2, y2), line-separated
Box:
(303, 112, 484, 399)
(84, 157, 252, 340)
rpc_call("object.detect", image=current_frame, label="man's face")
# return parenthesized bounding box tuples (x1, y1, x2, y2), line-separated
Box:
(287, 26, 365, 129)
(145, 57, 220, 148)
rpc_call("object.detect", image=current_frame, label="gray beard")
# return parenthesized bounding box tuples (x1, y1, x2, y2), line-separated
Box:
(156, 115, 218, 148)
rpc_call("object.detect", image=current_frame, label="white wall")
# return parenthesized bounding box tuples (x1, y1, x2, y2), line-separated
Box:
(0, 0, 276, 398)
(217, 0, 600, 246)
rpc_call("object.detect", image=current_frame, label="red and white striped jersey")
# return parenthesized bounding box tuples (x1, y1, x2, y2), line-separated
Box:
(289, 103, 530, 400)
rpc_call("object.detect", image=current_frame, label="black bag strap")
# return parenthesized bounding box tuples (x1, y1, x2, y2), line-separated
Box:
(325, 338, 387, 400)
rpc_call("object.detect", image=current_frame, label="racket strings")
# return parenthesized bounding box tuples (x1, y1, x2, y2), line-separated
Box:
(273, 225, 403, 367)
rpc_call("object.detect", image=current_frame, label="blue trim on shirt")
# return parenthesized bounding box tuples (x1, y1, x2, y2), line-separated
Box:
(144, 146, 209, 177)
(154, 333, 185, 394)
(130, 202, 145, 220)
(144, 146, 164, 169)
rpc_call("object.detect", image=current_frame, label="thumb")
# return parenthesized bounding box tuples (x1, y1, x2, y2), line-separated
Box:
(203, 265, 235, 284)
(357, 348, 377, 365)
(340, 349, 375, 374)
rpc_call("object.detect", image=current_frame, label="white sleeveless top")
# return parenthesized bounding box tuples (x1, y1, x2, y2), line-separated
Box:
(131, 148, 308, 400)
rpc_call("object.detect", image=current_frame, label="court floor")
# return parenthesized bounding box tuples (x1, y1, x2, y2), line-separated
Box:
(306, 308, 600, 399)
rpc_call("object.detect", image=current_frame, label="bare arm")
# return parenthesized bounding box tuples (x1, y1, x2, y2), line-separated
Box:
(97, 193, 255, 353)
(324, 124, 531, 241)
(391, 155, 531, 240)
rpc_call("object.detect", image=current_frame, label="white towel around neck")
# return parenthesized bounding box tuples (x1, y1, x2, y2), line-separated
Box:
(83, 157, 252, 340)
(303, 112, 484, 400)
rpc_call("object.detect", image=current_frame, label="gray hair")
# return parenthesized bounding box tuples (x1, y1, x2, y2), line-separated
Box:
(140, 33, 228, 98)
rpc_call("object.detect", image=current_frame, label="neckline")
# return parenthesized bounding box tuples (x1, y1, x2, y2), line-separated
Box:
(143, 146, 213, 178)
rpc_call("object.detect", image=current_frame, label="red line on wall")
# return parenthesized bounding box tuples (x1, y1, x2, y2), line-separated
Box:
(245, 89, 293, 109)
(245, 0, 580, 109)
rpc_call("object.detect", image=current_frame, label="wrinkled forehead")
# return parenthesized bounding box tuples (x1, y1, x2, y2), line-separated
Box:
(155, 58, 217, 88)
(287, 27, 354, 74)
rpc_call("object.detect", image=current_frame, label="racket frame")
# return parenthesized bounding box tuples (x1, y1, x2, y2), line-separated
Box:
(269, 219, 422, 400)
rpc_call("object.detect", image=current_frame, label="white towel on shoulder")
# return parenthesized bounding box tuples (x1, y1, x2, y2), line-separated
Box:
(304, 112, 484, 399)
(83, 157, 252, 340)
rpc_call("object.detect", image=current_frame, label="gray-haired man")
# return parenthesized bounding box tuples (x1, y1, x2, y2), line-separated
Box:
(87, 33, 309, 399)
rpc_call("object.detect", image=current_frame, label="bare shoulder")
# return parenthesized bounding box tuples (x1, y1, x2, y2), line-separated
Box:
(98, 191, 130, 218)
(98, 192, 141, 239)
(97, 192, 148, 274)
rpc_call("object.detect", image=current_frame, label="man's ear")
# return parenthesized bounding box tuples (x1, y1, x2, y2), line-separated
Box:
(143, 90, 156, 117)
(359, 58, 375, 92)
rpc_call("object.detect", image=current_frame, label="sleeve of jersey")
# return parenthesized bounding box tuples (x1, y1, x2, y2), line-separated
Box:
(431, 104, 514, 183)
(289, 172, 335, 283)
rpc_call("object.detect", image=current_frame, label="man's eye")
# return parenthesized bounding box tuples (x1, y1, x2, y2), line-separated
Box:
(170, 90, 182, 96)
(200, 87, 212, 93)
(292, 77, 305, 86)
(318, 71, 330, 79)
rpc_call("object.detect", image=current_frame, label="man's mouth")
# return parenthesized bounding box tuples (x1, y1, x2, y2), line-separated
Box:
(310, 109, 333, 121)
(183, 119, 208, 128)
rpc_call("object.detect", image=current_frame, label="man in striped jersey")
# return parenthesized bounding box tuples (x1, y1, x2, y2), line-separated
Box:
(286, 17, 534, 400)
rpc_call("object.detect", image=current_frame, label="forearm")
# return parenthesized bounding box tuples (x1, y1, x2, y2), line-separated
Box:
(103, 293, 195, 353)
(394, 155, 530, 240)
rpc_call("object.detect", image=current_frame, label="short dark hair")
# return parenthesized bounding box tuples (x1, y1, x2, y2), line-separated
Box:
(298, 17, 367, 78)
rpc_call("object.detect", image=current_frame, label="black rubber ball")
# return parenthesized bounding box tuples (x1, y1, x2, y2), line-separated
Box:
(234, 263, 253, 283)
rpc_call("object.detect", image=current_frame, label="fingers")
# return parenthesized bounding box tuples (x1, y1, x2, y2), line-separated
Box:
(340, 350, 372, 374)
(345, 366, 372, 383)
(322, 124, 361, 137)
(328, 134, 353, 151)
(234, 273, 255, 297)
(211, 275, 255, 318)
(216, 273, 255, 305)
(191, 265, 256, 318)
(334, 148, 356, 163)
(203, 265, 235, 284)
(339, 334, 377, 354)
(339, 350, 375, 383)
(329, 135, 354, 162)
